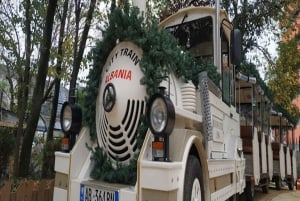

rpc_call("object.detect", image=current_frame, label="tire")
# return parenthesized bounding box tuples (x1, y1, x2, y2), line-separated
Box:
(288, 179, 294, 190)
(183, 155, 203, 201)
(244, 180, 254, 201)
(275, 177, 281, 190)
(227, 194, 241, 201)
(262, 184, 269, 194)
(261, 178, 269, 193)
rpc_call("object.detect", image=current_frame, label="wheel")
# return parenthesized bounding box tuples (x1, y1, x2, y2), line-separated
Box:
(244, 180, 254, 201)
(227, 194, 241, 201)
(183, 155, 203, 201)
(262, 184, 269, 194)
(261, 178, 269, 193)
(275, 177, 281, 190)
(288, 179, 294, 190)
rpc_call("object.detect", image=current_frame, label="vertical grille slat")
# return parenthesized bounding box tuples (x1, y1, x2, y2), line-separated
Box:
(124, 100, 135, 132)
(122, 100, 130, 125)
(127, 100, 140, 138)
(99, 115, 108, 149)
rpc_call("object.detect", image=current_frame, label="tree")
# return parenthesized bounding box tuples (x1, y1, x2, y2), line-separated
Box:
(268, 39, 300, 124)
(0, 1, 23, 113)
(0, 0, 46, 177)
(19, 0, 58, 177)
(0, 0, 104, 177)
(40, 0, 105, 177)
(68, 0, 97, 102)
(42, 0, 69, 178)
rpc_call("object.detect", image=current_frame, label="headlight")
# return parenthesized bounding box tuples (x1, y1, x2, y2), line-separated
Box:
(60, 102, 82, 134)
(147, 94, 175, 136)
(62, 104, 72, 131)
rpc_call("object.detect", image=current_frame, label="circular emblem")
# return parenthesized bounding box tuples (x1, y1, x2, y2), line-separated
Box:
(103, 83, 116, 112)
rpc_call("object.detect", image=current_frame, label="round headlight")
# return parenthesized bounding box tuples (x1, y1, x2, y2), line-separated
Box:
(60, 102, 82, 134)
(147, 94, 175, 136)
(62, 104, 72, 131)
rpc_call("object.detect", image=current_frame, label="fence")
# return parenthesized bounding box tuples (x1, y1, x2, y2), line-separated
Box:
(0, 179, 54, 201)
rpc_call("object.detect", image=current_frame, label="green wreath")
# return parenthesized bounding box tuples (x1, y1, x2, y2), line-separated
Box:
(83, 1, 220, 184)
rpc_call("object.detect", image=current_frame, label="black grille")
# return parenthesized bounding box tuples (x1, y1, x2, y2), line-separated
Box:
(98, 99, 145, 163)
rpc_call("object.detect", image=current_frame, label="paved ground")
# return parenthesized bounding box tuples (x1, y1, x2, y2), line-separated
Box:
(270, 190, 300, 201)
(255, 182, 300, 201)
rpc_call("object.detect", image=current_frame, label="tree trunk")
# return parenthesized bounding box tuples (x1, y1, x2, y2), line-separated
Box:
(13, 0, 31, 177)
(19, 0, 58, 177)
(69, 0, 96, 102)
(42, 0, 69, 178)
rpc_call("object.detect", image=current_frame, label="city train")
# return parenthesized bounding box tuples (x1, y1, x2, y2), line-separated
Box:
(53, 2, 298, 201)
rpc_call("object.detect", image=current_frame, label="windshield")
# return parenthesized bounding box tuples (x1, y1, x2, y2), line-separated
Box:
(166, 16, 214, 64)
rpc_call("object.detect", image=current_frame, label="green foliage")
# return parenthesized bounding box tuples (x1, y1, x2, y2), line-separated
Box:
(88, 115, 148, 185)
(30, 137, 61, 179)
(84, 1, 219, 184)
(268, 38, 300, 125)
(0, 0, 106, 178)
(0, 127, 15, 178)
(84, 1, 220, 138)
(148, 0, 211, 20)
(223, 0, 294, 55)
(89, 146, 137, 185)
(238, 60, 299, 126)
(238, 61, 274, 102)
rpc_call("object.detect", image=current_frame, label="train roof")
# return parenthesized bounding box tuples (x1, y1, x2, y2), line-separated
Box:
(159, 6, 230, 27)
(159, 6, 232, 40)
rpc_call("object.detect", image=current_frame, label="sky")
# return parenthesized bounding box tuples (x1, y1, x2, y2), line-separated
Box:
(246, 23, 280, 81)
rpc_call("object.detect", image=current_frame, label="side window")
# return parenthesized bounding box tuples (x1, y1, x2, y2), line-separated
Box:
(221, 29, 231, 105)
(222, 62, 231, 105)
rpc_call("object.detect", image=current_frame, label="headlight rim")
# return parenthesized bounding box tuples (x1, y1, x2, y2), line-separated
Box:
(147, 93, 175, 136)
(60, 101, 82, 134)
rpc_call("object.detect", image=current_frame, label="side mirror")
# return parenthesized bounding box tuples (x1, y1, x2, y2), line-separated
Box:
(230, 29, 242, 65)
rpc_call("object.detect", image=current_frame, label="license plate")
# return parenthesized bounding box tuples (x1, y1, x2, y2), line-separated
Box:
(80, 184, 119, 201)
